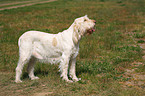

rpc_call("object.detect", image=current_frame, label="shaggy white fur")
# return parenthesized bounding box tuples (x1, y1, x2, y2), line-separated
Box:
(15, 15, 96, 83)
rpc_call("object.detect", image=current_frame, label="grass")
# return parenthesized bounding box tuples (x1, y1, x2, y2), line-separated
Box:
(0, 0, 145, 96)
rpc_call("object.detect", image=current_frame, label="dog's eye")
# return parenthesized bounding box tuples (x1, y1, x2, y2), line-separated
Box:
(84, 19, 87, 22)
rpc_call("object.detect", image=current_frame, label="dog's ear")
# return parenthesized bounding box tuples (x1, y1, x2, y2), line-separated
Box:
(72, 24, 80, 44)
(73, 24, 80, 44)
(73, 24, 78, 33)
(72, 30, 80, 44)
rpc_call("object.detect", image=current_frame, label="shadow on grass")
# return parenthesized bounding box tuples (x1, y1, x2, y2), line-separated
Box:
(22, 70, 50, 80)
(21, 63, 60, 80)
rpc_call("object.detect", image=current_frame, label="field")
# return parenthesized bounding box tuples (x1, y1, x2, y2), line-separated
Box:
(0, 0, 145, 96)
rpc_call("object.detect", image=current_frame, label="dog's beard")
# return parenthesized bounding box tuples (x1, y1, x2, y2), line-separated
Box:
(87, 28, 95, 35)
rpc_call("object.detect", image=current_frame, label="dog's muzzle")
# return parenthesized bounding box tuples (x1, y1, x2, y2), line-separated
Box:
(87, 20, 96, 35)
(87, 28, 95, 34)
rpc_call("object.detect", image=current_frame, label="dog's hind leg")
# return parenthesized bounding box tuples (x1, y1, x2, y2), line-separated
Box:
(15, 53, 31, 83)
(27, 57, 39, 80)
(15, 39, 33, 83)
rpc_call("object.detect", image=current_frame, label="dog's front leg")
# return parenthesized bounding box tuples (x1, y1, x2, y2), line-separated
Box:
(59, 56, 73, 83)
(69, 58, 81, 82)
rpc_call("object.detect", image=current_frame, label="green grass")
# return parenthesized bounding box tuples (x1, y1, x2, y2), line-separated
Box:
(0, 0, 145, 96)
(138, 40, 145, 43)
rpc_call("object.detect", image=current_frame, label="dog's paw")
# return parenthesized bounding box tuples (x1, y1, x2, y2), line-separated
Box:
(31, 76, 39, 80)
(73, 78, 81, 82)
(66, 80, 73, 83)
(62, 78, 73, 83)
(15, 80, 22, 83)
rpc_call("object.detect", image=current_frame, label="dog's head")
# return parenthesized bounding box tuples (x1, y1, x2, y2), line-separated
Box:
(74, 15, 96, 36)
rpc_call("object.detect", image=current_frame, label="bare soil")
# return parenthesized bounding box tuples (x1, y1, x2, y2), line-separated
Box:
(0, 0, 57, 11)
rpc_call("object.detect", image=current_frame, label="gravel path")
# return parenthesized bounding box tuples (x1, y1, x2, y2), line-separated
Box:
(0, 0, 57, 11)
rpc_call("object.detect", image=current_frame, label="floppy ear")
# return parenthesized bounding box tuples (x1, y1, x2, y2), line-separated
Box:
(73, 24, 78, 33)
(73, 24, 80, 44)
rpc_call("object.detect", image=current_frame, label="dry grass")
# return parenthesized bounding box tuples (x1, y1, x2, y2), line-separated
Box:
(0, 0, 145, 95)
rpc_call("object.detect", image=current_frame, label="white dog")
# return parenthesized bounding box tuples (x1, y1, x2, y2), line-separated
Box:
(15, 15, 96, 83)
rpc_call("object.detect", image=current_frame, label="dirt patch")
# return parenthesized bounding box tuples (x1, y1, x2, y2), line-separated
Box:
(142, 55, 145, 60)
(0, 0, 57, 11)
(33, 92, 53, 96)
(139, 44, 145, 50)
(119, 62, 145, 89)
(138, 39, 145, 60)
(0, 1, 33, 7)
